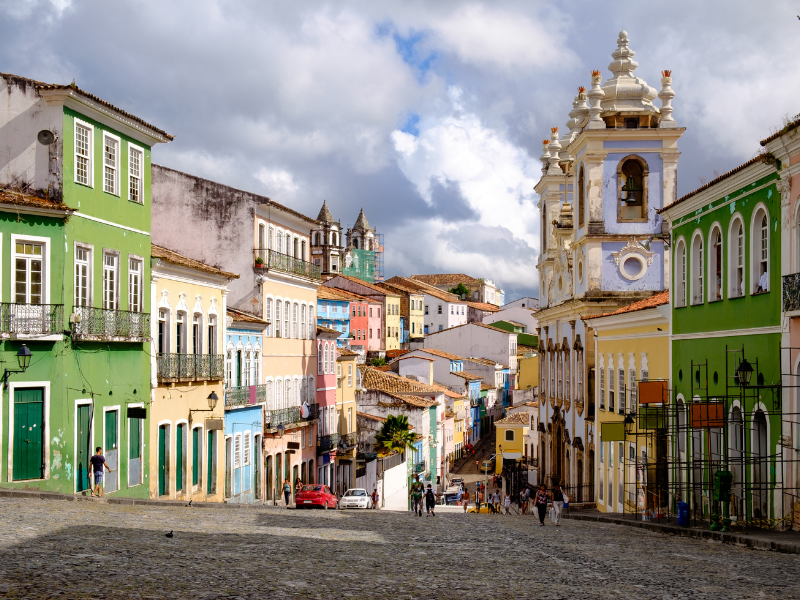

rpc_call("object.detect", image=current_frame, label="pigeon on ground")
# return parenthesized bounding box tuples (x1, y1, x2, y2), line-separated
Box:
(165, 530, 174, 538)
(186, 500, 192, 507)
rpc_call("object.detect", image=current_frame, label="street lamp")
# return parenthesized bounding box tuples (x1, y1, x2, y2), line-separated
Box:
(3, 344, 32, 389)
(189, 390, 219, 423)
(735, 358, 754, 387)
(277, 423, 286, 438)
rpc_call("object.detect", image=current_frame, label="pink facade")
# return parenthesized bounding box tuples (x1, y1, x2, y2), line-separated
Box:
(316, 328, 340, 486)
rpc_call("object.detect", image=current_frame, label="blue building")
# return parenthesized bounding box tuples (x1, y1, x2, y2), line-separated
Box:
(317, 287, 351, 346)
(224, 404, 263, 504)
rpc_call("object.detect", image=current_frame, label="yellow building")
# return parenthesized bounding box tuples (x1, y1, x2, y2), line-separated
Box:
(583, 292, 669, 514)
(517, 348, 540, 392)
(150, 244, 238, 502)
(377, 280, 425, 345)
(495, 413, 530, 474)
(335, 348, 359, 494)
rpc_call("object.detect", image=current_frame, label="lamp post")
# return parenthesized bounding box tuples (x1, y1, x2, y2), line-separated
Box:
(735, 359, 754, 387)
(3, 344, 32, 389)
(189, 391, 219, 424)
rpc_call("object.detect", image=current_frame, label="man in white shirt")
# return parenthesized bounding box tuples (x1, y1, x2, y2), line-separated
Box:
(757, 271, 769, 293)
(492, 490, 500, 513)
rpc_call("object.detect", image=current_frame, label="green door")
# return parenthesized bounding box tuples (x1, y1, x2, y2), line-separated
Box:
(128, 416, 142, 487)
(76, 404, 92, 491)
(158, 425, 167, 496)
(176, 424, 184, 492)
(192, 427, 199, 487)
(207, 430, 214, 495)
(104, 410, 119, 493)
(12, 388, 43, 480)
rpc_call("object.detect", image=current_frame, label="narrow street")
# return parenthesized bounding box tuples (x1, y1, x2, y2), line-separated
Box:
(0, 497, 797, 599)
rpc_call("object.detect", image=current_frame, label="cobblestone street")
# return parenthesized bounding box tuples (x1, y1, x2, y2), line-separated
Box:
(0, 498, 797, 599)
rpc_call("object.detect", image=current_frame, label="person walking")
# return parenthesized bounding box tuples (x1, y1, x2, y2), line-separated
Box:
(409, 476, 424, 516)
(504, 492, 511, 515)
(492, 489, 501, 514)
(424, 484, 438, 516)
(371, 488, 379, 509)
(551, 483, 565, 526)
(520, 488, 528, 515)
(89, 447, 111, 497)
(462, 489, 470, 513)
(534, 484, 549, 526)
(283, 478, 292, 508)
(295, 478, 303, 498)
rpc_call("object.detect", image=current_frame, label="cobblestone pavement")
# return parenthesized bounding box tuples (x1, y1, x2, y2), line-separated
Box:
(0, 498, 797, 599)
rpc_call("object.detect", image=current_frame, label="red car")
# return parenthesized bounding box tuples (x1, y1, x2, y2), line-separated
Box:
(295, 484, 338, 509)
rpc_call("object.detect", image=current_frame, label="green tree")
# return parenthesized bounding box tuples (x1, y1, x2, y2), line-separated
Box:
(375, 414, 416, 455)
(449, 283, 469, 297)
(369, 356, 387, 367)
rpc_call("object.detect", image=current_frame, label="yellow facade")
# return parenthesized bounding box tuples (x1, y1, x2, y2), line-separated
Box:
(494, 413, 530, 473)
(586, 300, 669, 514)
(385, 296, 401, 351)
(517, 352, 540, 392)
(150, 246, 235, 502)
(409, 293, 424, 340)
(335, 351, 358, 494)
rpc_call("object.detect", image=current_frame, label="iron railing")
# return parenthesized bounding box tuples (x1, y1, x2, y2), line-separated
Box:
(413, 462, 426, 474)
(224, 385, 263, 408)
(337, 432, 357, 450)
(317, 433, 340, 454)
(157, 353, 224, 381)
(783, 273, 800, 312)
(254, 249, 321, 281)
(73, 306, 149, 341)
(0, 303, 63, 336)
(262, 404, 319, 427)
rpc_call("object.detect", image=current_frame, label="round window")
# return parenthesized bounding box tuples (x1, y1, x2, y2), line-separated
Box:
(619, 254, 647, 281)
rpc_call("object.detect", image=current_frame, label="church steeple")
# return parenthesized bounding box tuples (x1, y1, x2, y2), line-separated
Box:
(353, 208, 372, 232)
(317, 200, 334, 224)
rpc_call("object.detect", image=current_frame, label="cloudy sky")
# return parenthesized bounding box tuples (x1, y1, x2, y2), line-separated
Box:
(3, 1, 799, 301)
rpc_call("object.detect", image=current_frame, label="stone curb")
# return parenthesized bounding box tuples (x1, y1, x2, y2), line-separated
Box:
(563, 512, 800, 554)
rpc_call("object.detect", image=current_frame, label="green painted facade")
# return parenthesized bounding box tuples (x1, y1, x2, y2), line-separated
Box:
(667, 165, 781, 521)
(0, 102, 161, 497)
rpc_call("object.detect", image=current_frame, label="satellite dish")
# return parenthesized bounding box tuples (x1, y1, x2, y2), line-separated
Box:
(37, 130, 56, 146)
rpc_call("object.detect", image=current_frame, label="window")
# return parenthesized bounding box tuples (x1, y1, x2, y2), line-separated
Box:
(754, 208, 770, 293)
(505, 430, 514, 441)
(308, 304, 315, 339)
(292, 303, 298, 339)
(128, 144, 144, 203)
(617, 156, 647, 221)
(276, 230, 283, 253)
(193, 314, 202, 354)
(438, 305, 442, 314)
(450, 305, 454, 315)
(243, 433, 251, 466)
(266, 380, 274, 410)
(275, 378, 282, 409)
(176, 313, 187, 353)
(75, 246, 91, 307)
(691, 233, 704, 305)
(103, 133, 120, 195)
(599, 364, 605, 409)
(730, 218, 745, 298)
(254, 351, 260, 384)
(208, 315, 217, 354)
(265, 299, 273, 336)
(300, 304, 306, 339)
(102, 253, 119, 310)
(630, 369, 637, 406)
(618, 368, 625, 414)
(233, 434, 242, 468)
(158, 309, 169, 354)
(308, 376, 315, 402)
(425, 305, 429, 315)
(578, 165, 585, 227)
(608, 365, 615, 412)
(284, 301, 289, 338)
(348, 364, 353, 387)
(318, 343, 324, 375)
(285, 379, 292, 407)
(74, 120, 93, 186)
(268, 227, 274, 250)
(226, 349, 233, 384)
(15, 241, 44, 304)
(128, 258, 142, 312)
(710, 227, 722, 301)
(675, 239, 687, 307)
(275, 301, 282, 338)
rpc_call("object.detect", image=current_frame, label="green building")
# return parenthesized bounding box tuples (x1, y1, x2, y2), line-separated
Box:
(661, 154, 782, 525)
(0, 73, 171, 496)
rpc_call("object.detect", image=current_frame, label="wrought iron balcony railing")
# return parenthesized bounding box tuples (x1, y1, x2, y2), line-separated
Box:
(73, 306, 149, 341)
(157, 353, 224, 382)
(317, 433, 340, 454)
(254, 249, 321, 281)
(413, 462, 426, 474)
(783, 273, 800, 312)
(0, 303, 63, 337)
(262, 404, 319, 427)
(337, 432, 357, 450)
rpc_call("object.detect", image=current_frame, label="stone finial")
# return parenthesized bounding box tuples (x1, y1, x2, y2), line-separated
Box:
(586, 70, 606, 129)
(548, 128, 562, 174)
(574, 86, 589, 130)
(608, 30, 638, 79)
(539, 140, 551, 175)
(658, 70, 677, 128)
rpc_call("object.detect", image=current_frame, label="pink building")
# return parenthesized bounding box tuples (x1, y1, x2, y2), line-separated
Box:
(316, 326, 341, 485)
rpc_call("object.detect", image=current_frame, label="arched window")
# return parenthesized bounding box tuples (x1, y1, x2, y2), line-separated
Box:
(258, 223, 266, 261)
(333, 233, 338, 247)
(285, 379, 292, 408)
(691, 232, 704, 305)
(301, 240, 306, 260)
(275, 301, 282, 338)
(308, 375, 315, 402)
(275, 378, 282, 409)
(729, 218, 744, 298)
(276, 229, 283, 254)
(268, 227, 274, 250)
(578, 165, 585, 227)
(675, 239, 687, 307)
(353, 237, 360, 250)
(285, 233, 291, 255)
(294, 379, 300, 407)
(323, 342, 329, 374)
(266, 380, 273, 410)
(254, 351, 260, 384)
(752, 207, 770, 293)
(284, 301, 289, 337)
(617, 156, 648, 221)
(318, 342, 323, 375)
(293, 237, 299, 258)
(300, 305, 306, 339)
(710, 226, 722, 301)
(308, 304, 315, 339)
(265, 298, 273, 337)
(245, 350, 252, 386)
(292, 303, 299, 338)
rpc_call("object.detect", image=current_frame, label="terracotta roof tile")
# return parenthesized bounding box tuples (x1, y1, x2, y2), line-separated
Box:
(316, 324, 342, 336)
(517, 344, 537, 355)
(416, 348, 464, 361)
(337, 348, 360, 357)
(495, 413, 529, 426)
(384, 276, 464, 303)
(357, 412, 386, 423)
(359, 365, 441, 396)
(318, 287, 380, 304)
(327, 275, 399, 297)
(431, 382, 465, 399)
(450, 371, 483, 381)
(317, 287, 354, 301)
(227, 308, 268, 325)
(0, 188, 73, 213)
(583, 291, 669, 321)
(760, 113, 800, 146)
(411, 274, 481, 286)
(467, 301, 500, 312)
(152, 244, 239, 279)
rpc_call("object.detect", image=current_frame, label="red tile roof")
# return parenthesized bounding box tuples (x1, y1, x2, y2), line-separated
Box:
(583, 291, 669, 321)
(467, 301, 500, 312)
(227, 308, 268, 325)
(495, 413, 530, 426)
(760, 113, 800, 146)
(450, 371, 483, 381)
(359, 365, 441, 396)
(411, 274, 481, 285)
(0, 188, 73, 214)
(415, 348, 464, 361)
(327, 275, 400, 297)
(152, 244, 239, 279)
(384, 276, 464, 303)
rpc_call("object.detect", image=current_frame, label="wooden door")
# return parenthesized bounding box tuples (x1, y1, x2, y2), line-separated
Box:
(104, 410, 119, 493)
(206, 430, 214, 495)
(158, 425, 168, 496)
(76, 404, 92, 491)
(192, 427, 200, 487)
(13, 388, 43, 480)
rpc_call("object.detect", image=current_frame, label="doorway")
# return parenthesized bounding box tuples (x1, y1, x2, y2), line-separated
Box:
(13, 388, 44, 481)
(225, 436, 233, 498)
(104, 409, 119, 493)
(158, 424, 170, 497)
(76, 402, 92, 491)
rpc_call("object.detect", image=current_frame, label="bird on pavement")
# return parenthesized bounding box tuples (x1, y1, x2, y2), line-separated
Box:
(186, 500, 192, 507)
(165, 530, 174, 538)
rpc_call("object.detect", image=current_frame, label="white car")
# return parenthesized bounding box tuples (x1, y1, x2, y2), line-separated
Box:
(338, 488, 374, 509)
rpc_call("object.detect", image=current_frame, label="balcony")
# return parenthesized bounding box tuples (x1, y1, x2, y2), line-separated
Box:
(263, 404, 319, 428)
(224, 384, 264, 408)
(784, 273, 800, 312)
(157, 353, 224, 382)
(413, 462, 426, 474)
(254, 249, 321, 281)
(337, 432, 357, 450)
(0, 303, 63, 338)
(73, 306, 149, 342)
(317, 433, 340, 454)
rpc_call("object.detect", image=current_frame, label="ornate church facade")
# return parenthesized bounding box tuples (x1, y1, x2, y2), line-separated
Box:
(535, 31, 683, 499)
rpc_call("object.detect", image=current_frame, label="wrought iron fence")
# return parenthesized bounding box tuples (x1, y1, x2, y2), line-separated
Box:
(783, 273, 800, 312)
(253, 249, 321, 281)
(413, 462, 426, 474)
(337, 432, 357, 450)
(264, 406, 301, 427)
(561, 483, 596, 504)
(157, 353, 224, 381)
(0, 303, 62, 336)
(317, 433, 340, 454)
(73, 306, 149, 341)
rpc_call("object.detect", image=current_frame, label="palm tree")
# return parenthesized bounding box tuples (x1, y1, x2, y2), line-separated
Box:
(375, 414, 416, 455)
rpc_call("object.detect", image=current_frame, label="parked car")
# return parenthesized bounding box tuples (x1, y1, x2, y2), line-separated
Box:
(338, 488, 373, 509)
(479, 459, 495, 472)
(295, 485, 338, 509)
(450, 477, 465, 489)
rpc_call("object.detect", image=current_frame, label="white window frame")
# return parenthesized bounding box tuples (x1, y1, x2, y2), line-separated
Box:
(128, 143, 145, 204)
(243, 431, 251, 466)
(708, 224, 723, 302)
(102, 131, 121, 196)
(674, 238, 687, 307)
(128, 255, 143, 312)
(233, 433, 242, 469)
(74, 118, 94, 187)
(751, 205, 770, 294)
(691, 231, 704, 306)
(12, 234, 50, 305)
(728, 216, 745, 298)
(74, 242, 93, 308)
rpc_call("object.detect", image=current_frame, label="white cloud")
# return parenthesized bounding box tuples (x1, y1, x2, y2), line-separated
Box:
(254, 167, 299, 196)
